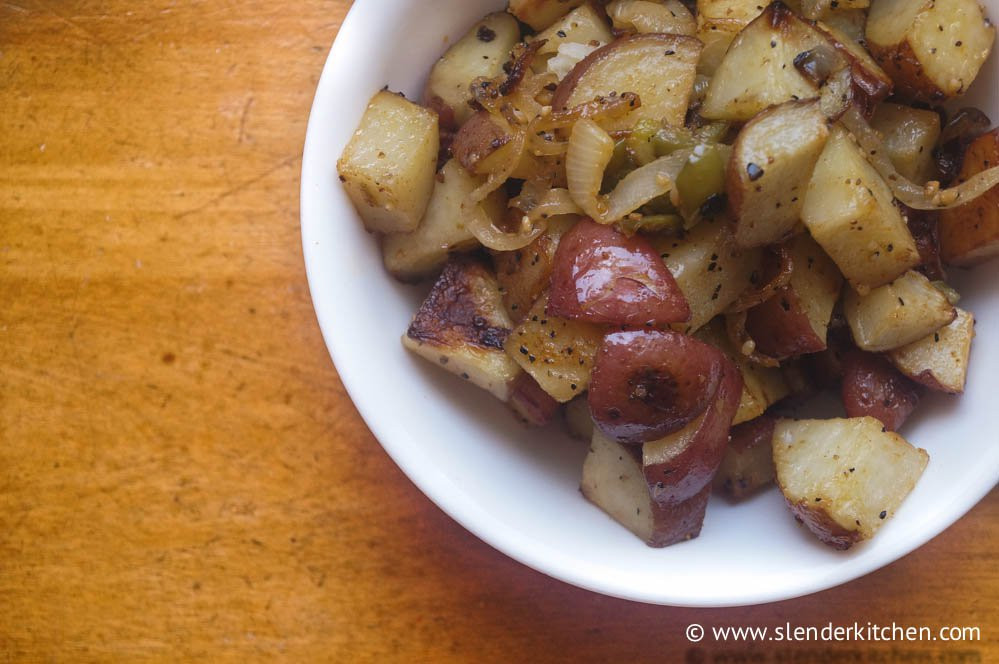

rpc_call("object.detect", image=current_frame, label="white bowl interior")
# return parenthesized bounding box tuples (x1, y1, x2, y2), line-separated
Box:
(301, 0, 999, 606)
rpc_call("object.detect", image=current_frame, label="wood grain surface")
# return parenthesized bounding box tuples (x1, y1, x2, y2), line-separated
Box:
(0, 1, 996, 661)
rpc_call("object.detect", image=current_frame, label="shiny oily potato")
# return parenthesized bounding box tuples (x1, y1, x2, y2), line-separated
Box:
(866, 0, 996, 103)
(504, 293, 605, 402)
(552, 33, 702, 131)
(888, 307, 975, 394)
(714, 415, 778, 500)
(424, 12, 521, 129)
(382, 160, 501, 282)
(801, 127, 921, 293)
(607, 0, 697, 36)
(548, 219, 691, 327)
(337, 90, 439, 234)
(509, 0, 587, 30)
(727, 100, 830, 249)
(841, 350, 922, 431)
(581, 430, 714, 547)
(843, 269, 956, 352)
(403, 256, 523, 402)
(938, 128, 999, 267)
(870, 103, 942, 185)
(773, 416, 929, 550)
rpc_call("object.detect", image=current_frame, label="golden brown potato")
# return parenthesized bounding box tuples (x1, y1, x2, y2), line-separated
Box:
(509, 0, 587, 30)
(652, 217, 763, 335)
(888, 307, 975, 394)
(337, 90, 439, 234)
(866, 0, 996, 102)
(504, 293, 604, 402)
(773, 416, 929, 550)
(424, 12, 521, 128)
(607, 0, 697, 36)
(492, 216, 578, 322)
(843, 270, 957, 352)
(802, 0, 869, 20)
(870, 103, 942, 184)
(815, 20, 894, 111)
(382, 160, 499, 282)
(403, 256, 522, 401)
(801, 127, 921, 293)
(533, 4, 613, 60)
(727, 100, 830, 249)
(939, 128, 999, 266)
(552, 33, 702, 130)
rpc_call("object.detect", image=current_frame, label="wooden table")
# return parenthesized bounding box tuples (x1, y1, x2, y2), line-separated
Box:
(1, 1, 995, 661)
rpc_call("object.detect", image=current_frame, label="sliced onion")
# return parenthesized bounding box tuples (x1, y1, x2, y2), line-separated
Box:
(727, 246, 794, 314)
(725, 311, 781, 369)
(842, 107, 999, 210)
(604, 150, 690, 221)
(510, 181, 582, 224)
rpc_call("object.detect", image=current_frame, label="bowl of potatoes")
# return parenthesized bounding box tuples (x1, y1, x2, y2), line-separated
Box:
(302, 0, 999, 606)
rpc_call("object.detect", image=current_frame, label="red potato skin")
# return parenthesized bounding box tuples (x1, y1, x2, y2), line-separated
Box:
(729, 414, 777, 454)
(646, 484, 713, 547)
(787, 501, 863, 551)
(548, 219, 690, 326)
(841, 351, 922, 432)
(450, 111, 509, 175)
(744, 286, 826, 360)
(643, 357, 743, 507)
(588, 329, 727, 444)
(507, 373, 561, 426)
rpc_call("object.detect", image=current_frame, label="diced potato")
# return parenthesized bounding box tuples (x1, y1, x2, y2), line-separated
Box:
(492, 216, 578, 322)
(773, 416, 929, 549)
(607, 0, 697, 36)
(424, 12, 521, 128)
(552, 33, 702, 130)
(382, 160, 497, 282)
(802, 0, 869, 20)
(695, 318, 789, 425)
(816, 21, 894, 110)
(533, 4, 613, 60)
(695, 23, 738, 78)
(337, 90, 439, 234)
(504, 293, 604, 402)
(939, 128, 999, 266)
(403, 257, 522, 401)
(870, 103, 941, 184)
(728, 100, 830, 248)
(714, 415, 777, 500)
(866, 0, 996, 102)
(785, 233, 845, 350)
(843, 270, 957, 352)
(822, 8, 868, 43)
(801, 127, 921, 293)
(652, 217, 763, 335)
(697, 0, 782, 27)
(700, 4, 828, 122)
(509, 0, 587, 30)
(563, 395, 595, 441)
(888, 307, 975, 393)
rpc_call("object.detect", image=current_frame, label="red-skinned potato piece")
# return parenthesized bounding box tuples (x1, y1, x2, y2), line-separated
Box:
(548, 219, 690, 326)
(642, 356, 742, 510)
(745, 287, 826, 360)
(841, 350, 922, 432)
(715, 414, 777, 500)
(589, 329, 729, 444)
(507, 373, 561, 426)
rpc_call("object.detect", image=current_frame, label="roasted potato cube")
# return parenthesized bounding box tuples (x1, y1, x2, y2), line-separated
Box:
(939, 128, 999, 266)
(382, 160, 497, 282)
(563, 395, 595, 441)
(701, 3, 829, 121)
(870, 103, 941, 184)
(801, 127, 921, 293)
(508, 373, 561, 425)
(802, 0, 869, 20)
(888, 307, 975, 393)
(821, 8, 868, 43)
(728, 101, 830, 248)
(773, 416, 929, 549)
(509, 0, 587, 30)
(866, 0, 996, 102)
(607, 0, 697, 36)
(552, 33, 702, 130)
(582, 430, 712, 547)
(492, 216, 577, 322)
(424, 12, 521, 128)
(841, 350, 922, 431)
(504, 293, 604, 402)
(714, 415, 777, 500)
(533, 4, 613, 60)
(337, 90, 439, 234)
(843, 270, 957, 352)
(653, 218, 763, 335)
(697, 0, 779, 27)
(403, 256, 522, 401)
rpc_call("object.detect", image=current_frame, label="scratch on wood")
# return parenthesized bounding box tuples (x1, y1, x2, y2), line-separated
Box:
(238, 96, 255, 144)
(174, 154, 300, 220)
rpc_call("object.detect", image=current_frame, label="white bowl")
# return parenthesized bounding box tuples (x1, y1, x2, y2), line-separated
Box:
(302, 0, 999, 606)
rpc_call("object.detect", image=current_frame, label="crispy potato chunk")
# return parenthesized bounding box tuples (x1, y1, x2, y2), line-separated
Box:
(870, 103, 942, 185)
(866, 0, 996, 102)
(607, 0, 697, 36)
(843, 270, 956, 352)
(801, 127, 921, 293)
(337, 90, 439, 234)
(888, 307, 975, 394)
(533, 4, 613, 59)
(773, 417, 929, 549)
(504, 293, 604, 402)
(509, 0, 587, 30)
(939, 128, 999, 267)
(403, 257, 522, 401)
(728, 101, 830, 248)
